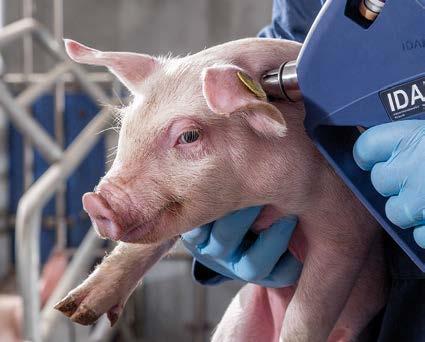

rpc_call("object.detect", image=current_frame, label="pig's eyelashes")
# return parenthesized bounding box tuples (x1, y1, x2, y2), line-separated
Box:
(177, 130, 201, 145)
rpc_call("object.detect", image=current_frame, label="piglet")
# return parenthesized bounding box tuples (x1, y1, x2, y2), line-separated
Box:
(55, 38, 388, 341)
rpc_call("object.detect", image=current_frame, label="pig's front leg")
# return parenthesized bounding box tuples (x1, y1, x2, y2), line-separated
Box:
(55, 238, 176, 326)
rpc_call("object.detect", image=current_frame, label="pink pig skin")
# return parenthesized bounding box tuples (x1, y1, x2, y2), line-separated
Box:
(55, 38, 388, 341)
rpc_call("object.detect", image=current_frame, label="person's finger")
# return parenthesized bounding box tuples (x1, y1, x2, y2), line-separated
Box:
(232, 215, 298, 281)
(202, 206, 262, 258)
(353, 120, 423, 171)
(260, 253, 302, 288)
(413, 225, 425, 249)
(181, 223, 213, 248)
(385, 193, 425, 229)
(370, 162, 402, 197)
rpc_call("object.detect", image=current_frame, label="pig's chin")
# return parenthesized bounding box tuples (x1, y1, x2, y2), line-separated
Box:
(117, 204, 181, 244)
(119, 219, 167, 244)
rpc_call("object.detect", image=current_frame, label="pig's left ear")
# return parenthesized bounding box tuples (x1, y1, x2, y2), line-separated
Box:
(202, 65, 286, 137)
(64, 39, 158, 94)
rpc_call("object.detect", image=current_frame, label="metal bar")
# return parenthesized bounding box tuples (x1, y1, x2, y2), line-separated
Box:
(16, 106, 112, 342)
(70, 65, 111, 105)
(3, 72, 114, 84)
(0, 80, 63, 163)
(41, 229, 103, 338)
(32, 24, 111, 104)
(32, 24, 66, 61)
(16, 61, 72, 107)
(0, 18, 39, 48)
(22, 0, 34, 192)
(16, 209, 41, 342)
(0, 0, 9, 281)
(53, 0, 67, 251)
(22, 0, 34, 78)
(53, 0, 64, 45)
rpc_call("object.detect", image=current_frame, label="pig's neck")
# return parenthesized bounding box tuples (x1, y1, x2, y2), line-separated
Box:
(248, 101, 328, 215)
(251, 101, 364, 229)
(245, 102, 375, 260)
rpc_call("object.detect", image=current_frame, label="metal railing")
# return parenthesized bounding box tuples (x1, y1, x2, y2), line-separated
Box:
(0, 17, 115, 342)
(41, 229, 107, 340)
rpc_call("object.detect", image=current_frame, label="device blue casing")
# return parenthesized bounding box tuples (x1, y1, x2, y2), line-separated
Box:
(297, 0, 425, 271)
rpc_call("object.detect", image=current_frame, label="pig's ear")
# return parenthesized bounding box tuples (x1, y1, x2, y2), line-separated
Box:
(202, 65, 286, 137)
(64, 39, 157, 93)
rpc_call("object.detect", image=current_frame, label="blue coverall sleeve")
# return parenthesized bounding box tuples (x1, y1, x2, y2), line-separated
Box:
(258, 0, 324, 41)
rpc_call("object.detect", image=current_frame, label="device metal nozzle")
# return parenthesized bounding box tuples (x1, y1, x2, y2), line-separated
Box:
(261, 60, 302, 102)
(359, 0, 386, 21)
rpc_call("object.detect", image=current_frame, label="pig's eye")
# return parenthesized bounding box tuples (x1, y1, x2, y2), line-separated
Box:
(178, 130, 200, 144)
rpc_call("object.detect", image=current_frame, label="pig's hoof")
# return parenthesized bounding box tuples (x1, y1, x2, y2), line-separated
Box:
(55, 295, 101, 325)
(55, 286, 125, 327)
(54, 294, 80, 317)
(70, 305, 100, 326)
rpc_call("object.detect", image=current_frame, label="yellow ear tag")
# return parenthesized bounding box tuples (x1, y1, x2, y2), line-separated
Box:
(237, 71, 267, 100)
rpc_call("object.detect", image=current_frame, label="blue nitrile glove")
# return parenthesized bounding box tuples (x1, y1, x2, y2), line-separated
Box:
(181, 206, 302, 288)
(354, 120, 425, 248)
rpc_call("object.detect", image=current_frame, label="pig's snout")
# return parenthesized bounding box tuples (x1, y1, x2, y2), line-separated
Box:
(83, 192, 124, 241)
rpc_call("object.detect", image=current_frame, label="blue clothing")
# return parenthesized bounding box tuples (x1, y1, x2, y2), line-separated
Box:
(258, 0, 325, 42)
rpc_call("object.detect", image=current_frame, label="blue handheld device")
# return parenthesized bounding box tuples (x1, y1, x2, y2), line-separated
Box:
(262, 0, 425, 271)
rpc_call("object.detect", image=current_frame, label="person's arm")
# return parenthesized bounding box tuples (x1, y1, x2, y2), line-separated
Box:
(258, 0, 324, 41)
(354, 119, 425, 248)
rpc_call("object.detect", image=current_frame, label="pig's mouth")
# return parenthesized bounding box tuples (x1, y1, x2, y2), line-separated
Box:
(119, 200, 182, 243)
(120, 219, 159, 243)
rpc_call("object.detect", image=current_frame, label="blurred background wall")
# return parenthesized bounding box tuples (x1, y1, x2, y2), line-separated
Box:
(0, 1, 273, 341)
(3, 0, 272, 72)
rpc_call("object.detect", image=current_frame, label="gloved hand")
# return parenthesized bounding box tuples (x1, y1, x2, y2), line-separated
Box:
(181, 206, 302, 288)
(353, 120, 425, 248)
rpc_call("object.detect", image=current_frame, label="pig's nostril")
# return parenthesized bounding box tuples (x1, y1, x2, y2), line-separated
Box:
(93, 215, 114, 233)
(82, 192, 123, 241)
(95, 215, 110, 223)
(94, 215, 114, 230)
